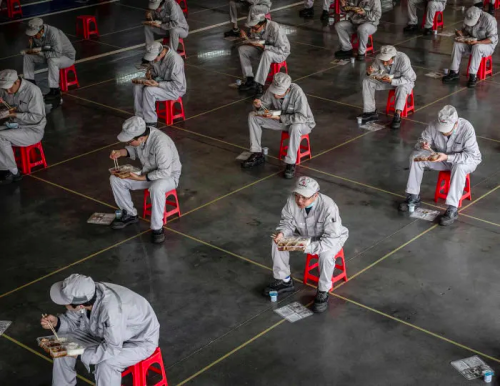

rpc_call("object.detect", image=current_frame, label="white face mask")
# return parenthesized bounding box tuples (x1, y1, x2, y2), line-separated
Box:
(79, 307, 86, 314)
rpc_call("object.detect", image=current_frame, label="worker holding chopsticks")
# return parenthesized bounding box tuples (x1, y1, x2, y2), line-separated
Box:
(145, 0, 189, 52)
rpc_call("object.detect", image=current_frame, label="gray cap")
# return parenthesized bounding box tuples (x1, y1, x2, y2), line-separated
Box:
(50, 274, 96, 305)
(268, 72, 291, 95)
(148, 0, 162, 10)
(26, 18, 44, 36)
(118, 116, 147, 142)
(0, 69, 18, 89)
(144, 41, 164, 62)
(377, 45, 397, 61)
(246, 13, 266, 27)
(436, 105, 459, 133)
(294, 176, 320, 198)
(464, 6, 481, 26)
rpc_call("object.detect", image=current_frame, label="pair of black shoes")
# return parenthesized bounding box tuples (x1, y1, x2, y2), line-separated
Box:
(398, 194, 458, 225)
(238, 77, 263, 98)
(241, 153, 296, 178)
(356, 110, 401, 129)
(0, 171, 22, 185)
(263, 279, 329, 313)
(442, 71, 477, 88)
(110, 210, 165, 243)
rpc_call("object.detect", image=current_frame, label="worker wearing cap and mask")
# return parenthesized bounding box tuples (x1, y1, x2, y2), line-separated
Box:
(224, 0, 272, 38)
(442, 6, 497, 88)
(241, 73, 315, 179)
(23, 18, 76, 105)
(238, 13, 290, 97)
(359, 45, 416, 130)
(0, 69, 46, 185)
(399, 105, 481, 226)
(40, 273, 160, 386)
(145, 0, 189, 52)
(299, 0, 332, 20)
(403, 0, 446, 35)
(264, 176, 349, 313)
(334, 0, 381, 61)
(133, 42, 186, 128)
(109, 116, 181, 243)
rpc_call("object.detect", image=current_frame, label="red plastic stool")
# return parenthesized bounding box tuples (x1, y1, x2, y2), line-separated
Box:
(351, 33, 374, 55)
(162, 37, 187, 58)
(422, 10, 444, 30)
(6, 0, 22, 18)
(484, 0, 500, 10)
(266, 61, 288, 83)
(278, 132, 312, 165)
(330, 0, 346, 18)
(12, 142, 48, 175)
(59, 65, 80, 92)
(121, 347, 168, 386)
(143, 189, 181, 225)
(385, 89, 415, 117)
(303, 249, 347, 290)
(434, 171, 471, 208)
(467, 55, 493, 80)
(76, 15, 99, 39)
(176, 0, 188, 17)
(156, 97, 185, 125)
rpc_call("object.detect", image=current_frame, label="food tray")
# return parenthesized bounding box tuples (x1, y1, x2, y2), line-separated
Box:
(37, 335, 85, 358)
(414, 153, 439, 162)
(256, 109, 281, 117)
(344, 6, 362, 11)
(142, 20, 162, 26)
(370, 73, 394, 81)
(277, 237, 310, 252)
(131, 77, 150, 85)
(109, 165, 141, 179)
(0, 110, 10, 119)
(20, 47, 42, 55)
(455, 36, 477, 43)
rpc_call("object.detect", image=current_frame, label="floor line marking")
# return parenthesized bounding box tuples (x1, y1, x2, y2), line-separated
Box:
(414, 87, 467, 113)
(459, 185, 500, 212)
(306, 93, 363, 110)
(294, 64, 340, 82)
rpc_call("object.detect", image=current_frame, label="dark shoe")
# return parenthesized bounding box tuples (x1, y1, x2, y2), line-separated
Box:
(254, 84, 264, 98)
(284, 164, 296, 179)
(467, 74, 477, 88)
(439, 206, 458, 226)
(241, 152, 265, 168)
(110, 210, 139, 230)
(398, 193, 421, 212)
(299, 7, 314, 17)
(423, 28, 433, 36)
(320, 10, 329, 20)
(313, 290, 329, 313)
(224, 28, 240, 37)
(25, 79, 37, 85)
(442, 70, 460, 84)
(49, 97, 61, 109)
(357, 110, 378, 124)
(356, 53, 365, 61)
(391, 114, 402, 130)
(263, 279, 295, 296)
(334, 49, 353, 58)
(0, 171, 22, 185)
(44, 88, 61, 100)
(238, 77, 256, 91)
(152, 228, 165, 243)
(403, 24, 418, 32)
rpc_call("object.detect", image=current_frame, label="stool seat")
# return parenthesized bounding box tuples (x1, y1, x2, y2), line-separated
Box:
(351, 33, 374, 55)
(266, 61, 288, 84)
(6, 0, 22, 18)
(59, 65, 80, 92)
(467, 55, 493, 80)
(156, 97, 186, 126)
(434, 170, 471, 208)
(422, 10, 444, 30)
(143, 188, 181, 225)
(386, 89, 415, 117)
(76, 15, 99, 39)
(278, 132, 312, 165)
(13, 142, 48, 175)
(121, 347, 168, 386)
(303, 249, 347, 290)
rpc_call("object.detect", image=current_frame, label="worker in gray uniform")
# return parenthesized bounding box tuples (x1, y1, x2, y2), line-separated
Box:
(109, 116, 181, 243)
(224, 0, 272, 38)
(40, 274, 160, 386)
(403, 0, 446, 35)
(145, 0, 189, 52)
(0, 69, 46, 185)
(242, 73, 315, 179)
(133, 42, 186, 127)
(264, 177, 349, 313)
(399, 105, 481, 226)
(238, 13, 290, 97)
(299, 0, 332, 20)
(23, 18, 76, 105)
(358, 45, 416, 130)
(442, 6, 497, 88)
(334, 0, 381, 61)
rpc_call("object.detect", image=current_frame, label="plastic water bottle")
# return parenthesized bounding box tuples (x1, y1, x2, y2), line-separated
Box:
(115, 209, 122, 219)
(236, 79, 242, 86)
(408, 203, 415, 213)
(484, 370, 493, 383)
(328, 16, 334, 25)
(269, 291, 278, 302)
(262, 147, 269, 156)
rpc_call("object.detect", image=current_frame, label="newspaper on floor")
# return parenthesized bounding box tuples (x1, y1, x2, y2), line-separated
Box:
(87, 213, 116, 225)
(331, 59, 350, 65)
(410, 207, 441, 221)
(451, 356, 493, 380)
(0, 321, 12, 336)
(360, 121, 386, 131)
(236, 151, 252, 161)
(438, 31, 455, 37)
(425, 71, 444, 79)
(274, 302, 313, 323)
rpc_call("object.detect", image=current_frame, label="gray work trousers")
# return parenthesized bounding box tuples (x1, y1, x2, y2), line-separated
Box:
(272, 241, 337, 292)
(23, 54, 74, 88)
(407, 0, 445, 27)
(0, 127, 43, 170)
(133, 84, 180, 123)
(144, 25, 188, 51)
(450, 42, 495, 74)
(362, 77, 413, 113)
(406, 151, 477, 208)
(110, 175, 177, 230)
(335, 21, 377, 54)
(238, 45, 287, 85)
(229, 1, 271, 25)
(304, 0, 332, 10)
(248, 113, 311, 164)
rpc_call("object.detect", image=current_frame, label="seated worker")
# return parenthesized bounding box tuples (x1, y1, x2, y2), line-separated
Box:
(41, 274, 160, 386)
(23, 18, 76, 106)
(109, 116, 181, 243)
(442, 6, 497, 88)
(0, 70, 46, 185)
(403, 0, 446, 35)
(241, 73, 315, 179)
(359, 45, 416, 129)
(145, 0, 189, 52)
(299, 0, 332, 20)
(263, 177, 349, 313)
(334, 0, 382, 61)
(238, 13, 291, 97)
(133, 42, 186, 127)
(224, 0, 272, 38)
(399, 105, 481, 226)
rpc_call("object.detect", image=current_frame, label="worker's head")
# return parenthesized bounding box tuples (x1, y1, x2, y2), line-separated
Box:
(377, 45, 397, 66)
(50, 274, 97, 311)
(25, 18, 44, 39)
(293, 177, 320, 209)
(0, 70, 20, 94)
(246, 14, 267, 33)
(143, 41, 166, 63)
(268, 72, 291, 99)
(118, 116, 151, 146)
(148, 0, 164, 10)
(464, 6, 481, 27)
(436, 105, 459, 136)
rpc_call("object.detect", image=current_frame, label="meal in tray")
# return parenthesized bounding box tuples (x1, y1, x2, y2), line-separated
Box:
(256, 108, 281, 117)
(344, 6, 362, 12)
(131, 77, 150, 85)
(275, 236, 311, 252)
(455, 36, 477, 43)
(38, 336, 85, 358)
(414, 153, 440, 162)
(142, 20, 162, 27)
(109, 165, 141, 179)
(370, 72, 394, 81)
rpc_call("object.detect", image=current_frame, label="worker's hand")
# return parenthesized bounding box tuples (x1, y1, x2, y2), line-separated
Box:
(251, 43, 264, 49)
(468, 40, 477, 45)
(366, 66, 375, 75)
(253, 99, 262, 109)
(110, 149, 125, 160)
(144, 80, 159, 87)
(455, 29, 463, 37)
(40, 315, 58, 330)
(240, 30, 248, 39)
(420, 141, 431, 151)
(145, 70, 152, 80)
(272, 232, 284, 244)
(340, 0, 347, 7)
(355, 8, 365, 15)
(430, 152, 448, 162)
(380, 75, 392, 83)
(126, 172, 146, 181)
(145, 10, 152, 20)
(263, 113, 280, 120)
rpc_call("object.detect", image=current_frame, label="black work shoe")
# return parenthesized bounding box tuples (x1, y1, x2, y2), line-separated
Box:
(49, 97, 61, 109)
(284, 164, 296, 179)
(320, 10, 329, 20)
(110, 210, 139, 230)
(439, 206, 458, 226)
(238, 77, 256, 91)
(241, 152, 265, 168)
(334, 49, 353, 58)
(358, 110, 378, 124)
(403, 24, 418, 32)
(313, 291, 329, 313)
(152, 228, 165, 243)
(263, 279, 295, 296)
(423, 28, 433, 35)
(0, 171, 22, 185)
(398, 193, 421, 212)
(442, 70, 460, 84)
(224, 28, 240, 37)
(467, 74, 477, 88)
(356, 53, 365, 61)
(299, 7, 314, 17)
(254, 84, 264, 98)
(391, 114, 402, 130)
(44, 88, 61, 100)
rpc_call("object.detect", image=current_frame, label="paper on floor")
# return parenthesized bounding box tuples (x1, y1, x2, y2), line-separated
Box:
(274, 302, 313, 323)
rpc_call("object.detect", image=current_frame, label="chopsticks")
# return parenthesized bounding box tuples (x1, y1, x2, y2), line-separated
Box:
(1, 100, 12, 110)
(41, 314, 60, 341)
(112, 151, 119, 170)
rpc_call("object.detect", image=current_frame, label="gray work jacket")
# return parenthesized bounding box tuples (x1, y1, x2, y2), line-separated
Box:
(32, 24, 76, 60)
(371, 51, 417, 87)
(250, 20, 290, 57)
(151, 48, 186, 96)
(462, 12, 498, 47)
(155, 0, 189, 34)
(348, 0, 382, 26)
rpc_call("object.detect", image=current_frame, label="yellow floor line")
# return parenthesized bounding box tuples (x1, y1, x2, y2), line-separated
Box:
(294, 65, 340, 82)
(169, 124, 248, 151)
(306, 93, 363, 110)
(65, 94, 133, 116)
(414, 87, 467, 113)
(310, 132, 372, 159)
(459, 185, 500, 212)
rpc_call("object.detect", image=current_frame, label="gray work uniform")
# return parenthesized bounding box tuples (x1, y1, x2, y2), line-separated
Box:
(110, 128, 181, 230)
(23, 24, 76, 88)
(450, 12, 498, 74)
(406, 118, 481, 207)
(0, 79, 46, 171)
(249, 83, 315, 164)
(362, 51, 416, 113)
(335, 0, 381, 54)
(238, 20, 290, 85)
(133, 48, 186, 123)
(229, 0, 272, 25)
(145, 0, 189, 51)
(304, 0, 332, 11)
(52, 282, 160, 386)
(407, 0, 446, 27)
(273, 194, 349, 292)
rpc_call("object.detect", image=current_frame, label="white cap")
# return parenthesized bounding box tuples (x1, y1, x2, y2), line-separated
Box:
(246, 13, 266, 27)
(0, 69, 18, 89)
(148, 0, 162, 10)
(117, 116, 147, 142)
(50, 274, 96, 305)
(377, 45, 397, 61)
(144, 41, 164, 62)
(268, 72, 291, 95)
(26, 18, 44, 36)
(293, 177, 320, 198)
(436, 105, 459, 133)
(464, 6, 481, 26)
